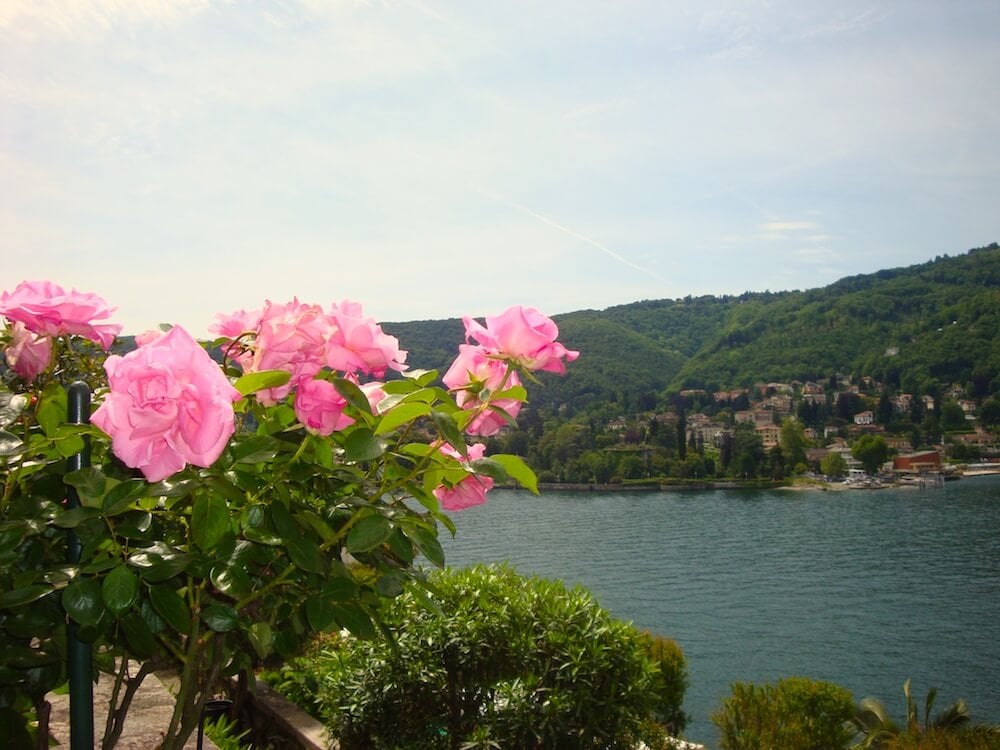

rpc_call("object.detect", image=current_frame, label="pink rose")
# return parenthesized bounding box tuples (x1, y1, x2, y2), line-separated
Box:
(134, 329, 165, 347)
(463, 305, 578, 374)
(92, 326, 241, 482)
(327, 300, 407, 377)
(248, 299, 330, 405)
(359, 380, 387, 414)
(432, 442, 494, 511)
(5, 322, 53, 382)
(442, 344, 522, 437)
(209, 307, 263, 341)
(0, 280, 121, 350)
(209, 307, 264, 372)
(294, 378, 355, 436)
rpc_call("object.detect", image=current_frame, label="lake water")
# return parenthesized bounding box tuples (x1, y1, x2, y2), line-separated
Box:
(439, 475, 1000, 746)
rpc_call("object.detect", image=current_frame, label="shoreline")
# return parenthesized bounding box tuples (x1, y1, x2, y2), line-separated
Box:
(527, 468, 1000, 494)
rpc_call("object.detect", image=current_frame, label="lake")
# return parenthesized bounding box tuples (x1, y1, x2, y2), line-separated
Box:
(439, 475, 1000, 746)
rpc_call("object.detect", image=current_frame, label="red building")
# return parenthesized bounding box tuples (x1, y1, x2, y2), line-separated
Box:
(893, 451, 942, 473)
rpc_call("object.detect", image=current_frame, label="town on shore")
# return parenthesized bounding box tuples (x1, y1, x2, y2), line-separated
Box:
(497, 371, 1000, 491)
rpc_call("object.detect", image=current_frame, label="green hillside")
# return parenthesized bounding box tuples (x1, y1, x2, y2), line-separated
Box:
(386, 243, 1000, 413)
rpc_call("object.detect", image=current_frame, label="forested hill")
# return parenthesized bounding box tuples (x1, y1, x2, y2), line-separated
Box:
(385, 243, 1000, 414)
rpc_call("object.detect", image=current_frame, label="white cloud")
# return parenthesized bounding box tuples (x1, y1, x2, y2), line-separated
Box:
(760, 221, 820, 233)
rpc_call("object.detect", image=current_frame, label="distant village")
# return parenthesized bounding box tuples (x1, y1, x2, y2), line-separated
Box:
(589, 373, 999, 485)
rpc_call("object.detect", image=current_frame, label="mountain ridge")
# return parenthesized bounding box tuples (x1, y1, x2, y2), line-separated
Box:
(385, 243, 1000, 414)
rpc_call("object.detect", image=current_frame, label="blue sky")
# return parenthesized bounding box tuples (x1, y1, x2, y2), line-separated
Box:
(2, 1, 998, 336)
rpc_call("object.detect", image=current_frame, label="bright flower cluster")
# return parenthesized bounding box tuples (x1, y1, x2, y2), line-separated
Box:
(0, 280, 122, 381)
(1, 285, 576, 511)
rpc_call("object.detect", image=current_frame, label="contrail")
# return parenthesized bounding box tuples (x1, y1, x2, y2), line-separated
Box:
(475, 186, 660, 279)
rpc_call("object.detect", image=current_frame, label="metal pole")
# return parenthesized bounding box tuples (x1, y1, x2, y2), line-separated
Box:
(66, 381, 94, 750)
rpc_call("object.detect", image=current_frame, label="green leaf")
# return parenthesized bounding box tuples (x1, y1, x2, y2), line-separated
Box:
(332, 603, 375, 639)
(469, 458, 509, 482)
(102, 480, 149, 515)
(0, 390, 29, 428)
(233, 370, 291, 397)
(402, 368, 439, 386)
(323, 577, 359, 602)
(243, 527, 282, 546)
(247, 622, 273, 658)
(54, 433, 86, 458)
(129, 543, 189, 582)
(491, 454, 539, 494)
(62, 578, 105, 627)
(148, 586, 192, 635)
(374, 402, 432, 435)
(38, 382, 67, 438)
(375, 572, 405, 598)
(346, 514, 392, 553)
(64, 467, 110, 508)
(121, 613, 157, 658)
(431, 410, 466, 455)
(305, 598, 336, 631)
(0, 585, 53, 610)
(101, 566, 139, 616)
(343, 428, 386, 462)
(52, 506, 102, 529)
(0, 429, 25, 457)
(202, 604, 239, 632)
(332, 377, 372, 414)
(402, 524, 445, 567)
(493, 385, 528, 402)
(192, 494, 230, 552)
(284, 532, 324, 574)
(210, 565, 252, 600)
(232, 435, 280, 464)
(268, 498, 297, 540)
(297, 510, 335, 543)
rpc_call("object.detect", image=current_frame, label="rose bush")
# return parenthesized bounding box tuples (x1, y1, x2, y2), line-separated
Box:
(0, 281, 573, 750)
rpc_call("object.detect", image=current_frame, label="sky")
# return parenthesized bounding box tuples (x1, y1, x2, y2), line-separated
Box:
(2, 0, 998, 337)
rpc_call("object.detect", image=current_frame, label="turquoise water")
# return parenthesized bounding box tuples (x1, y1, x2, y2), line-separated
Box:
(439, 475, 1000, 746)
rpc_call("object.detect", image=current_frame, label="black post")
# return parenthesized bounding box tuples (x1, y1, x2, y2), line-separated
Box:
(198, 699, 233, 750)
(66, 381, 94, 750)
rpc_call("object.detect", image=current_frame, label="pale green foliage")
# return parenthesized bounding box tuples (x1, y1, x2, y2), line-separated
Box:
(821, 451, 849, 478)
(852, 680, 989, 750)
(712, 676, 857, 750)
(271, 564, 686, 750)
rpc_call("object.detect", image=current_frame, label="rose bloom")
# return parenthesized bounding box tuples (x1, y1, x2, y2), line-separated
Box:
(433, 442, 494, 511)
(247, 299, 330, 406)
(4, 322, 53, 382)
(463, 305, 579, 374)
(134, 329, 165, 347)
(327, 300, 407, 377)
(92, 326, 241, 482)
(359, 380, 387, 414)
(442, 344, 522, 437)
(294, 378, 355, 436)
(0, 280, 121, 350)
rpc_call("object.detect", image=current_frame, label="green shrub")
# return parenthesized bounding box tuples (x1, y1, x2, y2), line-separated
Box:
(640, 630, 689, 735)
(277, 563, 688, 749)
(712, 676, 856, 750)
(885, 727, 1000, 750)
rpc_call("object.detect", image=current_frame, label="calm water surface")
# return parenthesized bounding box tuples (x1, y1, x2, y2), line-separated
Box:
(440, 475, 1000, 745)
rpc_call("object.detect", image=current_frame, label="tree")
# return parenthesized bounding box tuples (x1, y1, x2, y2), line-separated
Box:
(852, 434, 890, 474)
(732, 423, 764, 478)
(941, 399, 967, 432)
(821, 451, 848, 478)
(877, 392, 894, 425)
(853, 679, 974, 749)
(978, 397, 1000, 430)
(283, 565, 681, 750)
(712, 677, 856, 750)
(780, 417, 808, 469)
